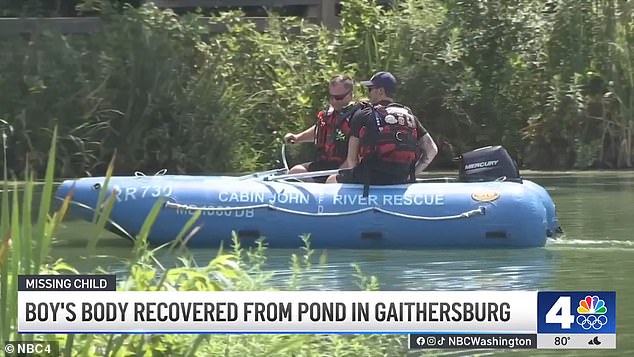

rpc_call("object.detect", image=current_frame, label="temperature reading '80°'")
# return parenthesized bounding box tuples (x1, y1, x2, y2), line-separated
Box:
(554, 336, 571, 346)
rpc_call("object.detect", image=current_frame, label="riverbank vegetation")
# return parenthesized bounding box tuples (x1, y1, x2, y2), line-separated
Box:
(0, 0, 632, 178)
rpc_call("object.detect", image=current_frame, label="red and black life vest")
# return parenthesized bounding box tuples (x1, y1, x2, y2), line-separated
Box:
(314, 105, 354, 164)
(360, 103, 418, 169)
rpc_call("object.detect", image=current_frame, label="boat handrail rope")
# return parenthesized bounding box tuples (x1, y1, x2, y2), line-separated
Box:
(281, 143, 289, 173)
(260, 169, 341, 182)
(134, 169, 168, 177)
(163, 201, 486, 221)
(415, 177, 458, 183)
(55, 198, 170, 269)
(236, 168, 288, 180)
(54, 197, 136, 241)
(259, 170, 461, 183)
(236, 144, 292, 180)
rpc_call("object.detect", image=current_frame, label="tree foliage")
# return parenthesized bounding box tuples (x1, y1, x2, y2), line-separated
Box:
(0, 0, 632, 178)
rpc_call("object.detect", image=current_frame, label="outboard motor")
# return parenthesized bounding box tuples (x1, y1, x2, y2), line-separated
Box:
(456, 146, 521, 182)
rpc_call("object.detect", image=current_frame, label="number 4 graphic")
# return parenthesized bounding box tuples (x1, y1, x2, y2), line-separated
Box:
(545, 296, 575, 329)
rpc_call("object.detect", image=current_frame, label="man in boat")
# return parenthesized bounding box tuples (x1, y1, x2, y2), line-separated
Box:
(283, 75, 360, 182)
(326, 71, 438, 186)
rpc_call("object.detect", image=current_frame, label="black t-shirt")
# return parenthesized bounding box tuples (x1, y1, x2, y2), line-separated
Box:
(349, 100, 427, 144)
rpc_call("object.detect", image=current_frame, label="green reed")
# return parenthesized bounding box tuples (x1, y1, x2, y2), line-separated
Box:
(0, 129, 414, 356)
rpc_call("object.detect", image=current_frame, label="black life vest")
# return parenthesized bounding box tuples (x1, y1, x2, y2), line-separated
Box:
(362, 103, 418, 168)
(314, 104, 355, 163)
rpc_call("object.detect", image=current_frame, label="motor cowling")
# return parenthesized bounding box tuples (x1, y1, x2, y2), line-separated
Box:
(456, 146, 521, 182)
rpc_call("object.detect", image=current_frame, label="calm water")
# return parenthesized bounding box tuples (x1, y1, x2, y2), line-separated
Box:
(50, 171, 634, 356)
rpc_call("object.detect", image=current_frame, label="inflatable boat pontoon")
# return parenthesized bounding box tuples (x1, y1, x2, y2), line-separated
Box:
(55, 146, 561, 249)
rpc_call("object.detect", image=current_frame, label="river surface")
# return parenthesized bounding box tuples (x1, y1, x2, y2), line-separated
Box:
(50, 171, 634, 356)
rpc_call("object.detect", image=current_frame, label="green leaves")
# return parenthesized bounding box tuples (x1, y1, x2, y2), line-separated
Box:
(1, 0, 633, 175)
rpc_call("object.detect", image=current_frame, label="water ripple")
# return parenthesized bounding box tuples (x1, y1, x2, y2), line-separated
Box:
(547, 238, 634, 249)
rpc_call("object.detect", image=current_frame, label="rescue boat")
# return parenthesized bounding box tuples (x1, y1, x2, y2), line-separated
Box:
(55, 146, 561, 249)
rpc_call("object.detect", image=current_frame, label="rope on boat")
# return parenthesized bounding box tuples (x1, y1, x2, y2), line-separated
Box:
(56, 198, 136, 241)
(134, 169, 168, 177)
(163, 201, 486, 221)
(237, 168, 288, 180)
(281, 143, 289, 173)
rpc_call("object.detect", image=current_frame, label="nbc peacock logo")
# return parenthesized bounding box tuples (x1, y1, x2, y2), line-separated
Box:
(576, 295, 608, 330)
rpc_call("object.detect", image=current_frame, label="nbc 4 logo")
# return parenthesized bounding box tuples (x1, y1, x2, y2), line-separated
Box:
(546, 295, 608, 330)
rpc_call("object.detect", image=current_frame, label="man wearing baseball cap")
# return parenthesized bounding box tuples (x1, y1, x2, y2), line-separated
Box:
(326, 71, 438, 188)
(359, 71, 398, 95)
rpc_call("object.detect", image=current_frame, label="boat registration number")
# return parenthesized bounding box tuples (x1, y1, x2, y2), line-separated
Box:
(112, 185, 173, 202)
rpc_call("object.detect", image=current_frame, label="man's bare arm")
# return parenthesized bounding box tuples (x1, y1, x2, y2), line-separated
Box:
(415, 133, 438, 175)
(339, 136, 360, 169)
(284, 125, 316, 144)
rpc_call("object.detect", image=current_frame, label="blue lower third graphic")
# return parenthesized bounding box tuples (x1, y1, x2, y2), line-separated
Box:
(538, 291, 616, 334)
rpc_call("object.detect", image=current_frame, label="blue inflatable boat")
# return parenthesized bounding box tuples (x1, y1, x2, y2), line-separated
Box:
(55, 146, 561, 249)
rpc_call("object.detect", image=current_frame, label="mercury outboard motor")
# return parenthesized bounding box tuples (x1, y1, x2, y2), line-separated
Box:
(456, 146, 521, 182)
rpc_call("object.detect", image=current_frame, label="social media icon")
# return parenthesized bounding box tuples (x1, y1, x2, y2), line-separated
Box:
(415, 337, 425, 346)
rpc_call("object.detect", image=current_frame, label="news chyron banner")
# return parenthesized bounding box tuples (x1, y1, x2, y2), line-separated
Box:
(17, 275, 616, 350)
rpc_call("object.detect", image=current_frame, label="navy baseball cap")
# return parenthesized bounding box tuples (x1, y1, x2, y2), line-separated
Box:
(360, 71, 397, 93)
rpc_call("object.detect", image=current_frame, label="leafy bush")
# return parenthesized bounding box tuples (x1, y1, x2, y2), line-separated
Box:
(0, 0, 633, 177)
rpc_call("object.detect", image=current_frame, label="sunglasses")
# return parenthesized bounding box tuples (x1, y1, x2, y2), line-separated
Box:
(329, 90, 351, 101)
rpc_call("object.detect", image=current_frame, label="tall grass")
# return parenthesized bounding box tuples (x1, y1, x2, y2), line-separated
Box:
(0, 129, 411, 356)
(0, 127, 66, 341)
